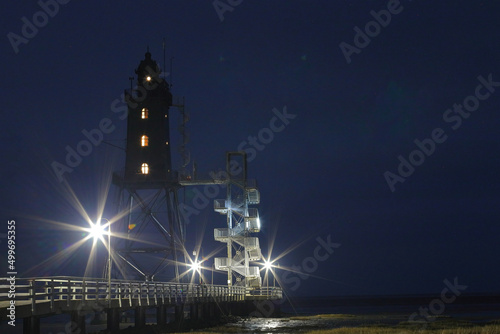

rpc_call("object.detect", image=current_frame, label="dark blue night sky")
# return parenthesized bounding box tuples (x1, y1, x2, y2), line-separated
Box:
(1, 1, 500, 297)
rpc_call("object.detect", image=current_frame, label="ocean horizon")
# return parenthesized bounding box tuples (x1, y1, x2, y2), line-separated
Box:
(281, 293, 500, 317)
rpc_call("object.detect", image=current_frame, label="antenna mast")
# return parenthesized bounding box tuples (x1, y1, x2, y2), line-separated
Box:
(170, 57, 174, 89)
(163, 38, 166, 80)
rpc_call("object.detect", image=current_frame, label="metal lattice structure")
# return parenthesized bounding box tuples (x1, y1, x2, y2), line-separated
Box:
(111, 184, 185, 281)
(110, 52, 265, 290)
(213, 152, 263, 289)
(111, 51, 186, 281)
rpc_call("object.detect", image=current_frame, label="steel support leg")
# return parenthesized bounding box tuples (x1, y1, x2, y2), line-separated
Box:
(23, 316, 40, 334)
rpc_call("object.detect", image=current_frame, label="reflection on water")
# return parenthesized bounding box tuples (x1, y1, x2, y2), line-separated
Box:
(218, 315, 406, 333)
(228, 317, 328, 333)
(216, 307, 500, 334)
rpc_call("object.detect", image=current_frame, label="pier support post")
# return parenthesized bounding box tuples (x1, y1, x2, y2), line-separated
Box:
(202, 303, 209, 321)
(70, 311, 86, 334)
(219, 302, 228, 316)
(106, 308, 120, 333)
(190, 303, 198, 320)
(135, 306, 146, 328)
(23, 316, 40, 334)
(157, 304, 167, 326)
(174, 304, 184, 324)
(213, 302, 221, 317)
(207, 302, 212, 319)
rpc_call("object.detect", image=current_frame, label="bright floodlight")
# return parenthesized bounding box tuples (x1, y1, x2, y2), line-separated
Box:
(190, 261, 200, 271)
(264, 260, 272, 270)
(88, 221, 106, 241)
(146, 75, 152, 81)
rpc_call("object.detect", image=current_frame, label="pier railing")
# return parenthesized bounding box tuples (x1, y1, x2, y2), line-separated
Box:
(247, 286, 283, 300)
(0, 276, 282, 314)
(0, 276, 264, 315)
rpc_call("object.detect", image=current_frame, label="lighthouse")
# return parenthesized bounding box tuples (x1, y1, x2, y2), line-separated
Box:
(124, 50, 173, 183)
(112, 50, 184, 281)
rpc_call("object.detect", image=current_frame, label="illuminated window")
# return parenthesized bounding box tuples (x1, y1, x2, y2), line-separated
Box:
(141, 135, 149, 147)
(141, 108, 148, 119)
(141, 163, 149, 174)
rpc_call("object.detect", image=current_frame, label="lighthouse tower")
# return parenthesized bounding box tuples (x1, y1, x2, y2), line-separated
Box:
(124, 50, 172, 182)
(112, 50, 185, 281)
